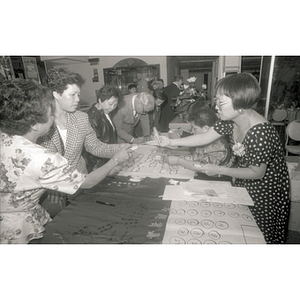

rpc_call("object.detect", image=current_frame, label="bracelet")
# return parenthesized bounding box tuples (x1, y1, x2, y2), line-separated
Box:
(218, 166, 222, 177)
(113, 157, 119, 165)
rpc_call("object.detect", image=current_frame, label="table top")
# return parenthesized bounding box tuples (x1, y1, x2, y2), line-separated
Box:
(38, 175, 265, 244)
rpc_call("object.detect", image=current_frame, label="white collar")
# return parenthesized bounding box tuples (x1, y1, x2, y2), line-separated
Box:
(132, 94, 138, 115)
(173, 82, 180, 89)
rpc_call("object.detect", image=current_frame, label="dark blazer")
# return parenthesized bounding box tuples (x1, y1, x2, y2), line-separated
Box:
(38, 110, 119, 174)
(160, 83, 180, 132)
(83, 104, 118, 172)
(112, 93, 151, 143)
(148, 106, 162, 132)
(86, 104, 117, 144)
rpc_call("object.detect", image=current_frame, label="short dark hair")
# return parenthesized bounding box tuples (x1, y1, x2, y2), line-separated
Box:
(153, 88, 167, 101)
(0, 79, 53, 135)
(188, 103, 218, 128)
(216, 72, 261, 110)
(97, 84, 122, 103)
(44, 68, 85, 94)
(157, 79, 164, 85)
(174, 75, 183, 82)
(128, 83, 137, 90)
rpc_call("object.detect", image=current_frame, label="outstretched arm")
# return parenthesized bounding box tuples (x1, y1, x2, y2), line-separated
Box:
(194, 163, 267, 180)
(81, 146, 133, 188)
(168, 156, 198, 172)
(159, 127, 221, 148)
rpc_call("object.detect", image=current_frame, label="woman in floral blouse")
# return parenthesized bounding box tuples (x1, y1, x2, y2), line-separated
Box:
(0, 79, 132, 244)
(158, 73, 290, 244)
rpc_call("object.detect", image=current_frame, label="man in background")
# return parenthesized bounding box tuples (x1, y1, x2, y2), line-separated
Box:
(160, 75, 183, 132)
(128, 83, 138, 94)
(112, 92, 155, 144)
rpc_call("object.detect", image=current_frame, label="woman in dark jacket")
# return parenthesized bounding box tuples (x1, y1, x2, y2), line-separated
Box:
(84, 84, 122, 172)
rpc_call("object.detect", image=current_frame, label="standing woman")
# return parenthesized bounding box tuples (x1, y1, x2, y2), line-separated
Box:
(158, 73, 290, 244)
(83, 84, 121, 172)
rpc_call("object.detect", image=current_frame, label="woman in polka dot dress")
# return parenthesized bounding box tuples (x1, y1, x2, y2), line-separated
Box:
(158, 73, 290, 244)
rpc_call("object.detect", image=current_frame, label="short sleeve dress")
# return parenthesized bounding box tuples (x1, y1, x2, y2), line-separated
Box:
(0, 133, 86, 244)
(214, 120, 290, 244)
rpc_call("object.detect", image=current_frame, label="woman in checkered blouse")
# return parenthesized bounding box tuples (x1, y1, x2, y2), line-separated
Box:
(38, 68, 131, 216)
(39, 68, 127, 174)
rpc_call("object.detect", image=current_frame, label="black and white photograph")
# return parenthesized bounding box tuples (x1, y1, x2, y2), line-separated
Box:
(1, 1, 299, 300)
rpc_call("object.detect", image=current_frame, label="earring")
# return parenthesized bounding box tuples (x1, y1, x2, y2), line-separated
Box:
(31, 124, 39, 131)
(238, 109, 244, 115)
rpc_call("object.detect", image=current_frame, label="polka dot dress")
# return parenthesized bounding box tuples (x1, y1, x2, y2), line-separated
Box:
(214, 120, 290, 244)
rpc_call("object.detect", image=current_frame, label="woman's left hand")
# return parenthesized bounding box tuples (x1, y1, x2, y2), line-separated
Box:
(193, 164, 220, 176)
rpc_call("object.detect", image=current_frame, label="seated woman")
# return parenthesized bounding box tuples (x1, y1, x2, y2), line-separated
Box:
(0, 79, 132, 244)
(83, 84, 121, 172)
(167, 103, 234, 171)
(39, 68, 126, 174)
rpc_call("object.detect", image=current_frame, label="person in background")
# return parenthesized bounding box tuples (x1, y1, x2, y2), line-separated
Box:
(149, 88, 167, 133)
(128, 83, 137, 94)
(160, 75, 183, 132)
(83, 84, 122, 172)
(167, 103, 234, 171)
(38, 68, 130, 216)
(112, 92, 155, 144)
(0, 79, 132, 244)
(148, 78, 164, 92)
(158, 73, 290, 244)
(157, 79, 164, 89)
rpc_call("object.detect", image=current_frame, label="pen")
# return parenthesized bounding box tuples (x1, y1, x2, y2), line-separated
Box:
(96, 200, 116, 207)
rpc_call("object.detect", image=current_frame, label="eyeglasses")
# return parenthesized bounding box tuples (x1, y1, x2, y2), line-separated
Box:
(214, 98, 231, 107)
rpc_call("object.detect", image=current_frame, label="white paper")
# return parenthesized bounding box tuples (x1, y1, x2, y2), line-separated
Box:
(162, 183, 254, 206)
(162, 200, 265, 244)
(181, 180, 231, 198)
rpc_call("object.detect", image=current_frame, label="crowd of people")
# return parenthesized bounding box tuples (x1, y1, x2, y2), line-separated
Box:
(0, 69, 291, 244)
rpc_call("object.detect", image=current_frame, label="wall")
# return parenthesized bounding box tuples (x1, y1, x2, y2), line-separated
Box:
(166, 56, 181, 85)
(56, 56, 167, 107)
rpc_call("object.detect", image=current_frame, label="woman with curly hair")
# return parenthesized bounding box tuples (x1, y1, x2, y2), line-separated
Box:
(0, 79, 132, 244)
(39, 68, 126, 173)
(38, 68, 130, 216)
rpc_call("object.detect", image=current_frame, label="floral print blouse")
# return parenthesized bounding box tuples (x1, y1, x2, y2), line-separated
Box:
(0, 133, 86, 244)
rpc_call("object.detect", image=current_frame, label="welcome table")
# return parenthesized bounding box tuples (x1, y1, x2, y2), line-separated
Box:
(37, 145, 265, 244)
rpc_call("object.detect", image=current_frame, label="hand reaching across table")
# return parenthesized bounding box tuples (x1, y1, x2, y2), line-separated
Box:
(193, 163, 220, 177)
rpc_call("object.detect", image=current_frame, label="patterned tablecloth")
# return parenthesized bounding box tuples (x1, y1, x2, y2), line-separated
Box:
(37, 175, 265, 244)
(163, 200, 265, 244)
